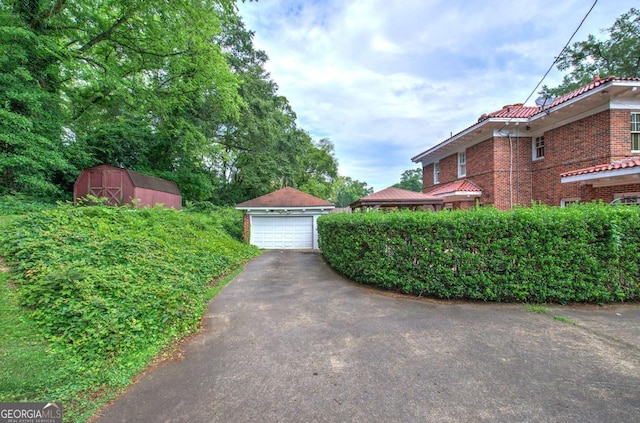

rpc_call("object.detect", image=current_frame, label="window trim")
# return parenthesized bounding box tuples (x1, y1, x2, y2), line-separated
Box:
(433, 162, 440, 184)
(457, 151, 466, 178)
(560, 197, 580, 207)
(532, 135, 545, 160)
(631, 112, 640, 152)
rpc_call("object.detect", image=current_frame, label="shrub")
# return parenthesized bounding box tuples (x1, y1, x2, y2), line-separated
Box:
(0, 203, 260, 413)
(318, 204, 640, 303)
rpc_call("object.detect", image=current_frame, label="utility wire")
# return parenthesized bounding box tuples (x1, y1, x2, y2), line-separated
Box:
(521, 0, 599, 106)
(497, 0, 599, 137)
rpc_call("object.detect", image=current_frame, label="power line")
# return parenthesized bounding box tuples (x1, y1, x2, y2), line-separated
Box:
(522, 0, 599, 106)
(497, 0, 599, 135)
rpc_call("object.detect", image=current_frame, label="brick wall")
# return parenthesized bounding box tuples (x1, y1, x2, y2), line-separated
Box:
(422, 164, 434, 190)
(243, 214, 250, 243)
(610, 109, 635, 159)
(420, 109, 639, 208)
(532, 110, 613, 205)
(590, 183, 640, 203)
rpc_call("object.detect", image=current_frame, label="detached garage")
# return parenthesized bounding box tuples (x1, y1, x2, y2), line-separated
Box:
(236, 187, 335, 250)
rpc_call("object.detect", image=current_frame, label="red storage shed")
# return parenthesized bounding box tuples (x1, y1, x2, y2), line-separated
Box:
(74, 164, 182, 210)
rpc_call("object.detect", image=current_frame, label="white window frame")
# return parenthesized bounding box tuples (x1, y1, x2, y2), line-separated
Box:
(631, 113, 640, 152)
(560, 197, 580, 207)
(433, 162, 440, 184)
(533, 135, 545, 160)
(613, 192, 640, 205)
(457, 151, 466, 178)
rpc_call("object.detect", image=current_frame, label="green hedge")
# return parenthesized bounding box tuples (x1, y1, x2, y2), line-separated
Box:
(318, 204, 640, 303)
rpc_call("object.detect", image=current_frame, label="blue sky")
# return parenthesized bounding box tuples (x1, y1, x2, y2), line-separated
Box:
(237, 0, 634, 192)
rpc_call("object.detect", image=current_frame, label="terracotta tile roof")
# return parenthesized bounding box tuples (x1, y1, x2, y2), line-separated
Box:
(358, 187, 440, 201)
(477, 104, 539, 122)
(236, 187, 334, 208)
(546, 76, 640, 109)
(351, 187, 441, 209)
(413, 76, 640, 163)
(560, 157, 640, 178)
(425, 179, 482, 197)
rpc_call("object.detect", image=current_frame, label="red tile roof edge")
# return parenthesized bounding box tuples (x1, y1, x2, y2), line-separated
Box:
(560, 157, 640, 177)
(412, 76, 640, 162)
(425, 179, 482, 196)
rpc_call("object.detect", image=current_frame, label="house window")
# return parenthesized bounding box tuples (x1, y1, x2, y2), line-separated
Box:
(533, 136, 545, 160)
(561, 198, 580, 207)
(631, 113, 640, 151)
(612, 192, 640, 205)
(433, 162, 440, 184)
(458, 151, 466, 177)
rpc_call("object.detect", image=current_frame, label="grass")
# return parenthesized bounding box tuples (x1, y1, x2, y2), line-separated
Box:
(554, 315, 579, 326)
(0, 270, 67, 402)
(524, 304, 550, 314)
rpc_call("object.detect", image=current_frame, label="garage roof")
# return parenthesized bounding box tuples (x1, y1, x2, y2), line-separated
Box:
(236, 187, 334, 208)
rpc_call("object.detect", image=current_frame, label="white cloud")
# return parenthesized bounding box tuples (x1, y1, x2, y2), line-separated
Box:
(237, 0, 633, 191)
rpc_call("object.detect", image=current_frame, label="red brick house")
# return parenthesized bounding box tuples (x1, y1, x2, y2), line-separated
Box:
(412, 76, 640, 209)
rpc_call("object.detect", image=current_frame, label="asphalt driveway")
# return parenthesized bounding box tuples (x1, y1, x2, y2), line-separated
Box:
(95, 251, 640, 422)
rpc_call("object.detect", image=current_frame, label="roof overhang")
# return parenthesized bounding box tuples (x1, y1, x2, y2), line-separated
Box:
(350, 199, 442, 209)
(561, 167, 640, 187)
(437, 191, 483, 202)
(413, 79, 640, 166)
(411, 118, 529, 164)
(235, 206, 334, 214)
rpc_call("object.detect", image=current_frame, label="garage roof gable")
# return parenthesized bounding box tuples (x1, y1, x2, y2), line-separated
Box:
(236, 187, 334, 209)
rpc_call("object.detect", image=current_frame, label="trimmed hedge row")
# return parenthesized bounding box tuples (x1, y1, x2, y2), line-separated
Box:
(317, 205, 640, 303)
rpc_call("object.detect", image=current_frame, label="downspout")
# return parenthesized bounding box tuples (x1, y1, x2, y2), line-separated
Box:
(509, 134, 514, 209)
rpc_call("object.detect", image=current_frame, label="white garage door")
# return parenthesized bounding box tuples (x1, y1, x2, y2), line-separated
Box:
(251, 216, 314, 249)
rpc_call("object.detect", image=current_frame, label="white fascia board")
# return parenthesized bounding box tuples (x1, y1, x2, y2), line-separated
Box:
(412, 118, 528, 165)
(436, 191, 482, 199)
(411, 120, 491, 164)
(529, 81, 635, 121)
(235, 206, 334, 213)
(561, 167, 640, 184)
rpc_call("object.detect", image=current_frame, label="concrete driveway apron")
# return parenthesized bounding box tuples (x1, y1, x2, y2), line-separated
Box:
(95, 251, 640, 422)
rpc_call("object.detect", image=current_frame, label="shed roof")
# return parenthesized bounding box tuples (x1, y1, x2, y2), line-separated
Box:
(81, 164, 180, 195)
(236, 187, 334, 208)
(126, 169, 180, 195)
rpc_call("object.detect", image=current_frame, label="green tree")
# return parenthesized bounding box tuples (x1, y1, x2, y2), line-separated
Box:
(330, 176, 374, 208)
(297, 138, 339, 200)
(0, 11, 69, 198)
(392, 168, 423, 192)
(0, 0, 242, 199)
(542, 7, 640, 97)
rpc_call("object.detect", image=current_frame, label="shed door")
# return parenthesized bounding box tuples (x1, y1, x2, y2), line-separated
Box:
(251, 216, 314, 249)
(88, 169, 122, 205)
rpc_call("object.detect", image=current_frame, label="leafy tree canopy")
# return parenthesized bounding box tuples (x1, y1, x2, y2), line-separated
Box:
(330, 176, 373, 208)
(392, 168, 422, 192)
(0, 0, 364, 204)
(541, 7, 640, 97)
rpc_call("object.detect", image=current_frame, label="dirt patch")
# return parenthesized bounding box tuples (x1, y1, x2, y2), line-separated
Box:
(0, 258, 9, 273)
